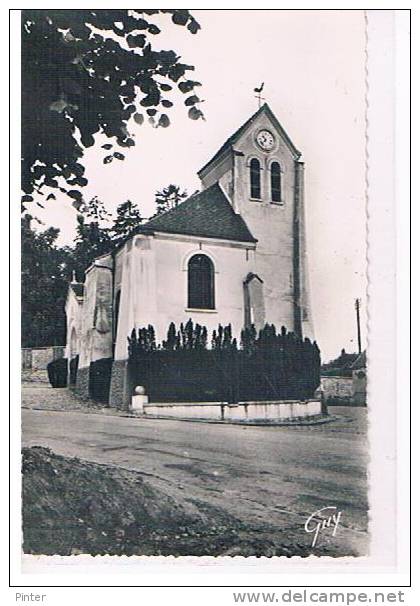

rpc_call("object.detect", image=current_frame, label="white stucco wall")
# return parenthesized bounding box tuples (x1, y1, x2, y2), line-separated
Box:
(114, 232, 257, 361)
(78, 255, 114, 370)
(64, 288, 83, 361)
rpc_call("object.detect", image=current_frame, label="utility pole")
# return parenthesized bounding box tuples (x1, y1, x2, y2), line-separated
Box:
(355, 298, 362, 355)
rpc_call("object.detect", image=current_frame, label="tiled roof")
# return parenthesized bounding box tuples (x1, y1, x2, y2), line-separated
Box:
(70, 283, 84, 298)
(138, 183, 257, 244)
(198, 103, 301, 177)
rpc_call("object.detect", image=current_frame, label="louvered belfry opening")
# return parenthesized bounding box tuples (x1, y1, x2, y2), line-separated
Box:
(271, 161, 281, 202)
(250, 158, 261, 199)
(188, 254, 215, 309)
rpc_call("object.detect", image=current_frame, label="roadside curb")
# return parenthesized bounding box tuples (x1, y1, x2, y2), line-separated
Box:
(120, 413, 339, 427)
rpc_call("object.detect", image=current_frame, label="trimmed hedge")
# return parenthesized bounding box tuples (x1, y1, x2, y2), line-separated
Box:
(69, 355, 79, 386)
(89, 358, 113, 404)
(47, 358, 68, 388)
(128, 321, 321, 403)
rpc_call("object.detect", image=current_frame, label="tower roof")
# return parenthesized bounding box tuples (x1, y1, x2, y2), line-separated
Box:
(137, 183, 257, 244)
(198, 103, 301, 177)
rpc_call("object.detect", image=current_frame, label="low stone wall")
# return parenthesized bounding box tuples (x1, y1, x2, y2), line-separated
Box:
(140, 399, 322, 423)
(21, 346, 65, 370)
(320, 374, 366, 406)
(320, 376, 353, 404)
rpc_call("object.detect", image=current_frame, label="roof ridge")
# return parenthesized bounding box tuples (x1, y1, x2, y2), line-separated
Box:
(136, 182, 257, 244)
(197, 103, 301, 177)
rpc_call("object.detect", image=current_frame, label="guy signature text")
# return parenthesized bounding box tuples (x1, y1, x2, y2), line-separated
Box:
(304, 506, 343, 547)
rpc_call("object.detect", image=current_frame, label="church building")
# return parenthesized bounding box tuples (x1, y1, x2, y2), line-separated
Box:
(65, 103, 313, 407)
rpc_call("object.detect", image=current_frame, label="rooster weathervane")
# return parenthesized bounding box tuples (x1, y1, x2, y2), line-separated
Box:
(254, 82, 265, 108)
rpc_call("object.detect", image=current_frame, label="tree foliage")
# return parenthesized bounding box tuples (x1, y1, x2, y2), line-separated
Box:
(154, 184, 188, 215)
(110, 199, 143, 244)
(71, 214, 113, 282)
(22, 9, 203, 207)
(21, 217, 71, 347)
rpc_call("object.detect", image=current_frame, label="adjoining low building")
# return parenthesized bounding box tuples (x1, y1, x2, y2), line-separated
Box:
(320, 350, 367, 406)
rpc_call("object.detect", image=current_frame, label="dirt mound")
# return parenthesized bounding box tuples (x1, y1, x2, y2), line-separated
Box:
(22, 446, 245, 556)
(22, 446, 354, 557)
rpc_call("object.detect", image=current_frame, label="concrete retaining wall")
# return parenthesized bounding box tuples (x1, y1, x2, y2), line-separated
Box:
(141, 399, 322, 423)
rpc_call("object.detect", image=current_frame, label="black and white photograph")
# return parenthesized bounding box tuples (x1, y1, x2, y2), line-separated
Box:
(12, 7, 409, 581)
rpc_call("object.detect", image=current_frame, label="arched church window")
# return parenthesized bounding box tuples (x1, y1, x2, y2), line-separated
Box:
(250, 158, 261, 199)
(188, 254, 215, 310)
(271, 161, 282, 203)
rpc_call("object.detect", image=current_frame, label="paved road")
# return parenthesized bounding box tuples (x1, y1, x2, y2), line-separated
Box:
(22, 403, 369, 555)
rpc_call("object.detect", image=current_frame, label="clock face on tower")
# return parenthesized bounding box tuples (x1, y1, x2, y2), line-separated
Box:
(256, 129, 275, 151)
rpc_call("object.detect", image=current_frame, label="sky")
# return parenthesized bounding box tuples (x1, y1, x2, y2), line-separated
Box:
(30, 9, 367, 362)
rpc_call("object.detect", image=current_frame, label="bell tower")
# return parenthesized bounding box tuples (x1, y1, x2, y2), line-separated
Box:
(197, 103, 313, 340)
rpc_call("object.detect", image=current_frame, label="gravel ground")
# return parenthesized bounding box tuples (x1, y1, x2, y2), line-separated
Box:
(22, 383, 123, 415)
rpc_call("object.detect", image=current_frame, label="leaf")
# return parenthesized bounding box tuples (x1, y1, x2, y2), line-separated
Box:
(168, 64, 186, 82)
(160, 83, 172, 92)
(101, 143, 113, 150)
(103, 155, 114, 164)
(133, 113, 144, 125)
(134, 18, 149, 30)
(46, 193, 56, 200)
(73, 163, 85, 177)
(172, 10, 189, 26)
(187, 19, 201, 34)
(161, 99, 173, 108)
(148, 24, 160, 35)
(68, 190, 82, 201)
(140, 92, 160, 107)
(113, 152, 125, 160)
(81, 133, 95, 147)
(158, 114, 170, 128)
(188, 106, 204, 121)
(127, 34, 146, 48)
(185, 95, 200, 106)
(178, 80, 201, 93)
(21, 195, 33, 203)
(72, 199, 83, 211)
(146, 108, 157, 116)
(44, 178, 58, 188)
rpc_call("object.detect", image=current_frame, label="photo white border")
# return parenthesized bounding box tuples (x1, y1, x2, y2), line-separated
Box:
(6, 6, 412, 589)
